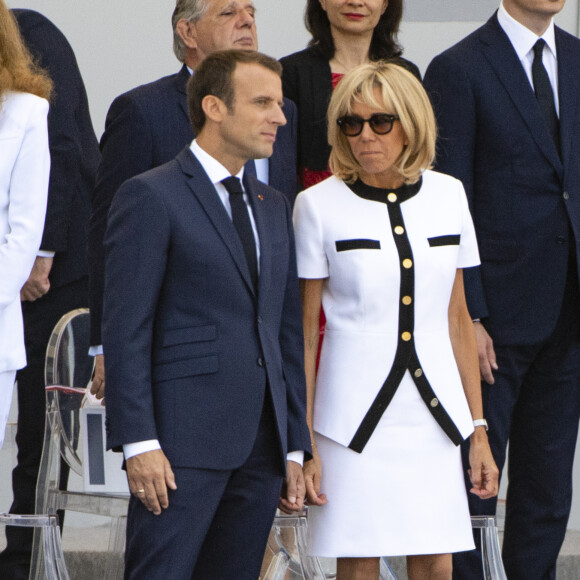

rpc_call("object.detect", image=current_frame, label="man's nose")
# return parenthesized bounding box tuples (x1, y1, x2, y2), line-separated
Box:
(237, 9, 255, 27)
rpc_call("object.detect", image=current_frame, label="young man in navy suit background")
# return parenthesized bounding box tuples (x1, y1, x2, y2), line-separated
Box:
(102, 49, 310, 580)
(88, 0, 298, 396)
(424, 1, 580, 578)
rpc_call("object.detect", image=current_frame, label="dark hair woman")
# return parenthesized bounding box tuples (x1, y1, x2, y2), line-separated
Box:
(280, 0, 419, 190)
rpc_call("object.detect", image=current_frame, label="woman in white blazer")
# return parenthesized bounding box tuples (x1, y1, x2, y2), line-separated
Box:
(293, 63, 499, 580)
(0, 1, 51, 448)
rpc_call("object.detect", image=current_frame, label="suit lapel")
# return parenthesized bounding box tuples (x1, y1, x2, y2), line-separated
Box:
(175, 65, 191, 127)
(176, 149, 256, 295)
(244, 175, 271, 303)
(480, 15, 563, 177)
(555, 27, 580, 171)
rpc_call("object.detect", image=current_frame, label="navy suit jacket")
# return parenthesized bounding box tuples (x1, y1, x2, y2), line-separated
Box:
(102, 148, 310, 469)
(88, 65, 298, 344)
(13, 9, 100, 289)
(424, 13, 580, 346)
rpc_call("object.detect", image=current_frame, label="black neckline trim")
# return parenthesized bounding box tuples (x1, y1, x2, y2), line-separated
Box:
(347, 176, 422, 203)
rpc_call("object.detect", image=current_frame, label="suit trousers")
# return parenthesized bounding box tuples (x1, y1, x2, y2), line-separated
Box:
(124, 392, 285, 580)
(0, 277, 88, 580)
(453, 286, 580, 580)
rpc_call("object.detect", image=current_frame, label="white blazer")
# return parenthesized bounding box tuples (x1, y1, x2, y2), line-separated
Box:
(0, 91, 50, 372)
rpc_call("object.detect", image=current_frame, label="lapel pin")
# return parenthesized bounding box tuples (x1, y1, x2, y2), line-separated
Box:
(258, 194, 264, 201)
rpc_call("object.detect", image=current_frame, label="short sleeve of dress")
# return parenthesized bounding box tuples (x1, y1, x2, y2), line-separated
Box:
(456, 181, 480, 269)
(293, 190, 329, 279)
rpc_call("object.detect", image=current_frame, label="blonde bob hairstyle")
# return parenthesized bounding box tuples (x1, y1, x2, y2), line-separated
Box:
(328, 62, 436, 185)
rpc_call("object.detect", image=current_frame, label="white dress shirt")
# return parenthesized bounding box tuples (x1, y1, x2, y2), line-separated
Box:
(498, 1, 559, 115)
(124, 140, 303, 466)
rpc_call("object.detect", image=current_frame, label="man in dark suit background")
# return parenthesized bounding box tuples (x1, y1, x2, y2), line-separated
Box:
(0, 10, 100, 579)
(88, 0, 298, 397)
(103, 49, 310, 580)
(424, 1, 580, 578)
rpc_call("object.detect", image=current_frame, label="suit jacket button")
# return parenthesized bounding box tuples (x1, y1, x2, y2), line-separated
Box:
(257, 357, 265, 367)
(257, 316, 263, 324)
(563, 192, 570, 200)
(556, 236, 566, 244)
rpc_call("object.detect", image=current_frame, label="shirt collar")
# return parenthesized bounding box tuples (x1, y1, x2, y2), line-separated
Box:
(498, 1, 557, 61)
(190, 140, 245, 186)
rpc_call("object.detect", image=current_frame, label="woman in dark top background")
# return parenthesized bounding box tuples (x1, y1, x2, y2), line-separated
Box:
(281, 0, 419, 190)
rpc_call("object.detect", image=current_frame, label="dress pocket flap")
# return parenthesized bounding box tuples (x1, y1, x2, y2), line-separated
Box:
(428, 235, 461, 247)
(335, 239, 381, 252)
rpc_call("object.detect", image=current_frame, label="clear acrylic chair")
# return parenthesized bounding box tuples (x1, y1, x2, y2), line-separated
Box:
(261, 509, 327, 579)
(378, 516, 507, 580)
(0, 514, 69, 580)
(471, 516, 508, 580)
(30, 309, 129, 580)
(260, 509, 397, 580)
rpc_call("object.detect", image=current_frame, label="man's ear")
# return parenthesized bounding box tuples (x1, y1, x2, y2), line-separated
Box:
(176, 18, 197, 49)
(201, 95, 227, 123)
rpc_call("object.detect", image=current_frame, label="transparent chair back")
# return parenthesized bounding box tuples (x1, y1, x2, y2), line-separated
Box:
(260, 509, 398, 580)
(1, 514, 69, 580)
(31, 309, 129, 580)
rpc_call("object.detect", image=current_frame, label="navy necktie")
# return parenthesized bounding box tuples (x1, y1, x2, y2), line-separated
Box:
(221, 176, 258, 289)
(532, 39, 560, 152)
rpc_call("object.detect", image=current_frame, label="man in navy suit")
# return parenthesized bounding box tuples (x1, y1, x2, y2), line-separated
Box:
(0, 10, 100, 579)
(103, 49, 310, 580)
(424, 1, 580, 578)
(88, 0, 298, 395)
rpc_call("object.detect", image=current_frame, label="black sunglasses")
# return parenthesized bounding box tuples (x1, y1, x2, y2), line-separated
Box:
(336, 113, 400, 137)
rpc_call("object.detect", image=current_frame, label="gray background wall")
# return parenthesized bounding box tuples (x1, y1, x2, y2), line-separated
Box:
(8, 0, 578, 135)
(3, 0, 580, 528)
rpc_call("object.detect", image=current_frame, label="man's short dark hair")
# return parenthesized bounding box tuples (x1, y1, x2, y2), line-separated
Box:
(187, 49, 282, 134)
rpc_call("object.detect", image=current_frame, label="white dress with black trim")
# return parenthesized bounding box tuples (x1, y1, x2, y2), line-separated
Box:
(293, 170, 479, 557)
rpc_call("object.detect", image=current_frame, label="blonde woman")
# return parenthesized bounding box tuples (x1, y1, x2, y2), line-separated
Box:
(0, 1, 51, 448)
(293, 62, 498, 580)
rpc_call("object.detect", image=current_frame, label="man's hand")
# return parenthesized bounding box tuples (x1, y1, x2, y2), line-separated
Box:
(474, 321, 498, 384)
(21, 256, 53, 301)
(278, 460, 306, 514)
(90, 354, 106, 403)
(126, 449, 177, 515)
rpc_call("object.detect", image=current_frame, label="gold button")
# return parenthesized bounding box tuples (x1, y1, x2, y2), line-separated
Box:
(401, 331, 412, 341)
(414, 368, 423, 378)
(388, 193, 398, 203)
(394, 226, 405, 235)
(402, 259, 413, 269)
(402, 296, 412, 306)
(430, 398, 439, 408)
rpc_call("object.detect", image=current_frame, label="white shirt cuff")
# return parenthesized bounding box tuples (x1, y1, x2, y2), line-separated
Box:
(89, 345, 104, 356)
(123, 439, 161, 460)
(37, 250, 55, 258)
(287, 450, 304, 467)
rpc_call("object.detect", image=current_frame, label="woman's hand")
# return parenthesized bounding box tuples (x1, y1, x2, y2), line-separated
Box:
(468, 428, 499, 500)
(304, 447, 328, 506)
